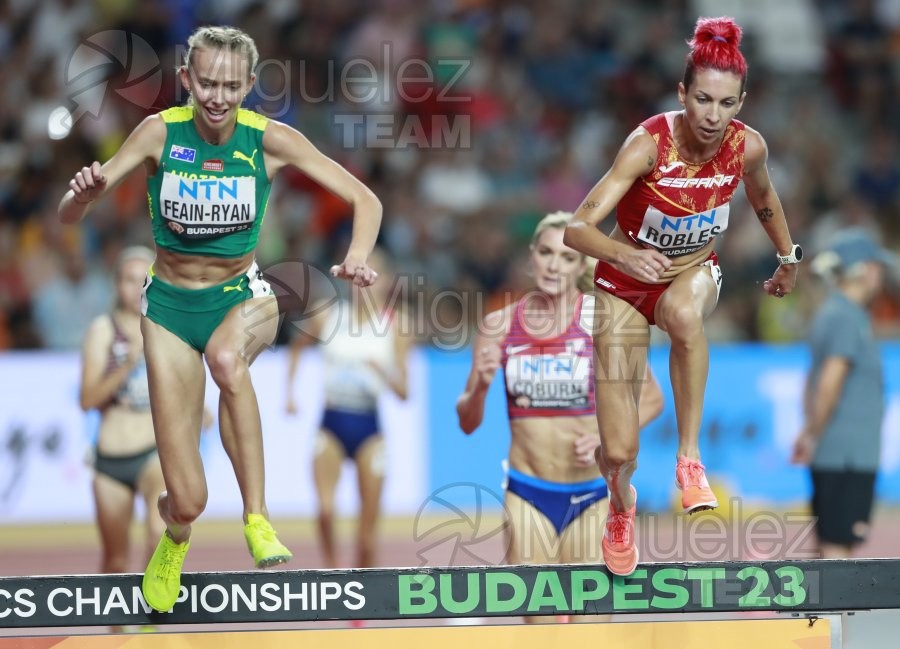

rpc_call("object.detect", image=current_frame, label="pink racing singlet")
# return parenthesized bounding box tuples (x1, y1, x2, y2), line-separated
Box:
(501, 294, 595, 419)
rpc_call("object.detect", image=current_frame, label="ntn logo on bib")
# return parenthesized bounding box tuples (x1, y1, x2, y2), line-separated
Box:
(159, 172, 256, 239)
(505, 351, 592, 388)
(637, 203, 730, 256)
(505, 351, 592, 412)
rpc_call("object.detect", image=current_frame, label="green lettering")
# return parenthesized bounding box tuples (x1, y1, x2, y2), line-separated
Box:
(773, 566, 806, 607)
(485, 572, 527, 613)
(439, 573, 479, 614)
(737, 567, 771, 607)
(526, 571, 568, 613)
(612, 569, 649, 610)
(398, 575, 437, 615)
(686, 568, 726, 608)
(650, 568, 689, 609)
(571, 571, 609, 611)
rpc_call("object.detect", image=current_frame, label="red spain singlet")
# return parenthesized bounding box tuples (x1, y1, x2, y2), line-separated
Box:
(593, 111, 744, 323)
(615, 111, 745, 255)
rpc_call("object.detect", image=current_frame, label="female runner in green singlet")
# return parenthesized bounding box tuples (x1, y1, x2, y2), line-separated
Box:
(59, 26, 382, 612)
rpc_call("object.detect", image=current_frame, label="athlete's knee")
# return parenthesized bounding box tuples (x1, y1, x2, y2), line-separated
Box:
(206, 346, 248, 392)
(599, 438, 638, 469)
(169, 500, 205, 526)
(162, 490, 206, 526)
(659, 302, 704, 342)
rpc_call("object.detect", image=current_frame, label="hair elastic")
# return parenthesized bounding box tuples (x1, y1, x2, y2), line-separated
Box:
(712, 35, 727, 43)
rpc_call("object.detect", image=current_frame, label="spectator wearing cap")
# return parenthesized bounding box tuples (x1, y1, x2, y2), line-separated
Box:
(792, 228, 896, 558)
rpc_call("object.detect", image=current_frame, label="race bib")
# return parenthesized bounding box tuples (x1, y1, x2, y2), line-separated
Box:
(159, 172, 256, 239)
(505, 352, 591, 410)
(637, 203, 730, 256)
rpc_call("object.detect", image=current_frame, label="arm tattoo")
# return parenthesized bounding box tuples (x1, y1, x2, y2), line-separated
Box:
(581, 200, 600, 210)
(647, 156, 654, 169)
(756, 207, 774, 223)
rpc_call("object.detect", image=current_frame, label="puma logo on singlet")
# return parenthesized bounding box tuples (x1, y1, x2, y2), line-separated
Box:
(659, 161, 685, 173)
(233, 149, 257, 171)
(223, 281, 243, 293)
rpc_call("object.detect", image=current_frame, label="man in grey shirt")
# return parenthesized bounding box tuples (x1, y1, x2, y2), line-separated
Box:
(792, 228, 895, 558)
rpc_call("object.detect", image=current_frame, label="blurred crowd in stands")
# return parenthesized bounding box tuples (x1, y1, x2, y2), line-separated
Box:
(0, 0, 897, 349)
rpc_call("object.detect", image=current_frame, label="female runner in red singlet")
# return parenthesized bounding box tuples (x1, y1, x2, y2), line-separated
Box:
(564, 17, 801, 576)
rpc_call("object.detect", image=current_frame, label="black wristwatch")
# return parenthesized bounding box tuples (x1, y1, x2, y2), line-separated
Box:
(776, 244, 803, 265)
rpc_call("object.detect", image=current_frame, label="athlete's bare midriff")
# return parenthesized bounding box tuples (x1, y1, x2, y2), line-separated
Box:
(609, 224, 715, 283)
(97, 407, 156, 456)
(508, 415, 602, 483)
(153, 247, 256, 289)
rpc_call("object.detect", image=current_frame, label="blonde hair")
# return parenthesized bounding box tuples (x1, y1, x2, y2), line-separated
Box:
(530, 211, 571, 245)
(116, 245, 155, 277)
(530, 211, 596, 293)
(183, 25, 259, 77)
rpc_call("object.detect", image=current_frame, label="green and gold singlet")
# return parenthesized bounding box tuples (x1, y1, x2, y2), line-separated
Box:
(146, 106, 271, 258)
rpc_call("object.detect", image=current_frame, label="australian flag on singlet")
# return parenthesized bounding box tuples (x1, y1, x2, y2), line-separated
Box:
(169, 144, 196, 163)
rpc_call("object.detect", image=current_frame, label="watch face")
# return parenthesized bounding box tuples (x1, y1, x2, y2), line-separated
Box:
(794, 245, 803, 261)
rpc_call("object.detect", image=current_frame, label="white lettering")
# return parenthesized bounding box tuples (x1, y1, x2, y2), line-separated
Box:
(260, 582, 282, 612)
(102, 587, 130, 615)
(657, 174, 736, 188)
(344, 582, 366, 610)
(34, 580, 368, 619)
(200, 584, 229, 613)
(0, 589, 37, 618)
(75, 587, 101, 615)
(47, 588, 72, 616)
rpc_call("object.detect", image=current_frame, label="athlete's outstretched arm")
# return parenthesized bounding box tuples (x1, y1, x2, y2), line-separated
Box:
(456, 307, 510, 435)
(263, 121, 382, 286)
(743, 127, 799, 297)
(564, 128, 671, 282)
(79, 316, 141, 411)
(59, 115, 166, 224)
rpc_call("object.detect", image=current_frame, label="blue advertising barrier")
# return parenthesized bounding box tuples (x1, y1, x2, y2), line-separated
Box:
(427, 343, 900, 512)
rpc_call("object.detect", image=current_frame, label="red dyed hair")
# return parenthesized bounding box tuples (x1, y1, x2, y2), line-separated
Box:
(682, 17, 748, 93)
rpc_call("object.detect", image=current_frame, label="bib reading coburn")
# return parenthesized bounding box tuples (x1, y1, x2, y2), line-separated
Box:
(147, 106, 271, 258)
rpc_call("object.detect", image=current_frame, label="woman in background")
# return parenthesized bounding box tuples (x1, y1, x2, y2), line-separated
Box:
(457, 212, 663, 622)
(286, 250, 410, 572)
(80, 246, 164, 581)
